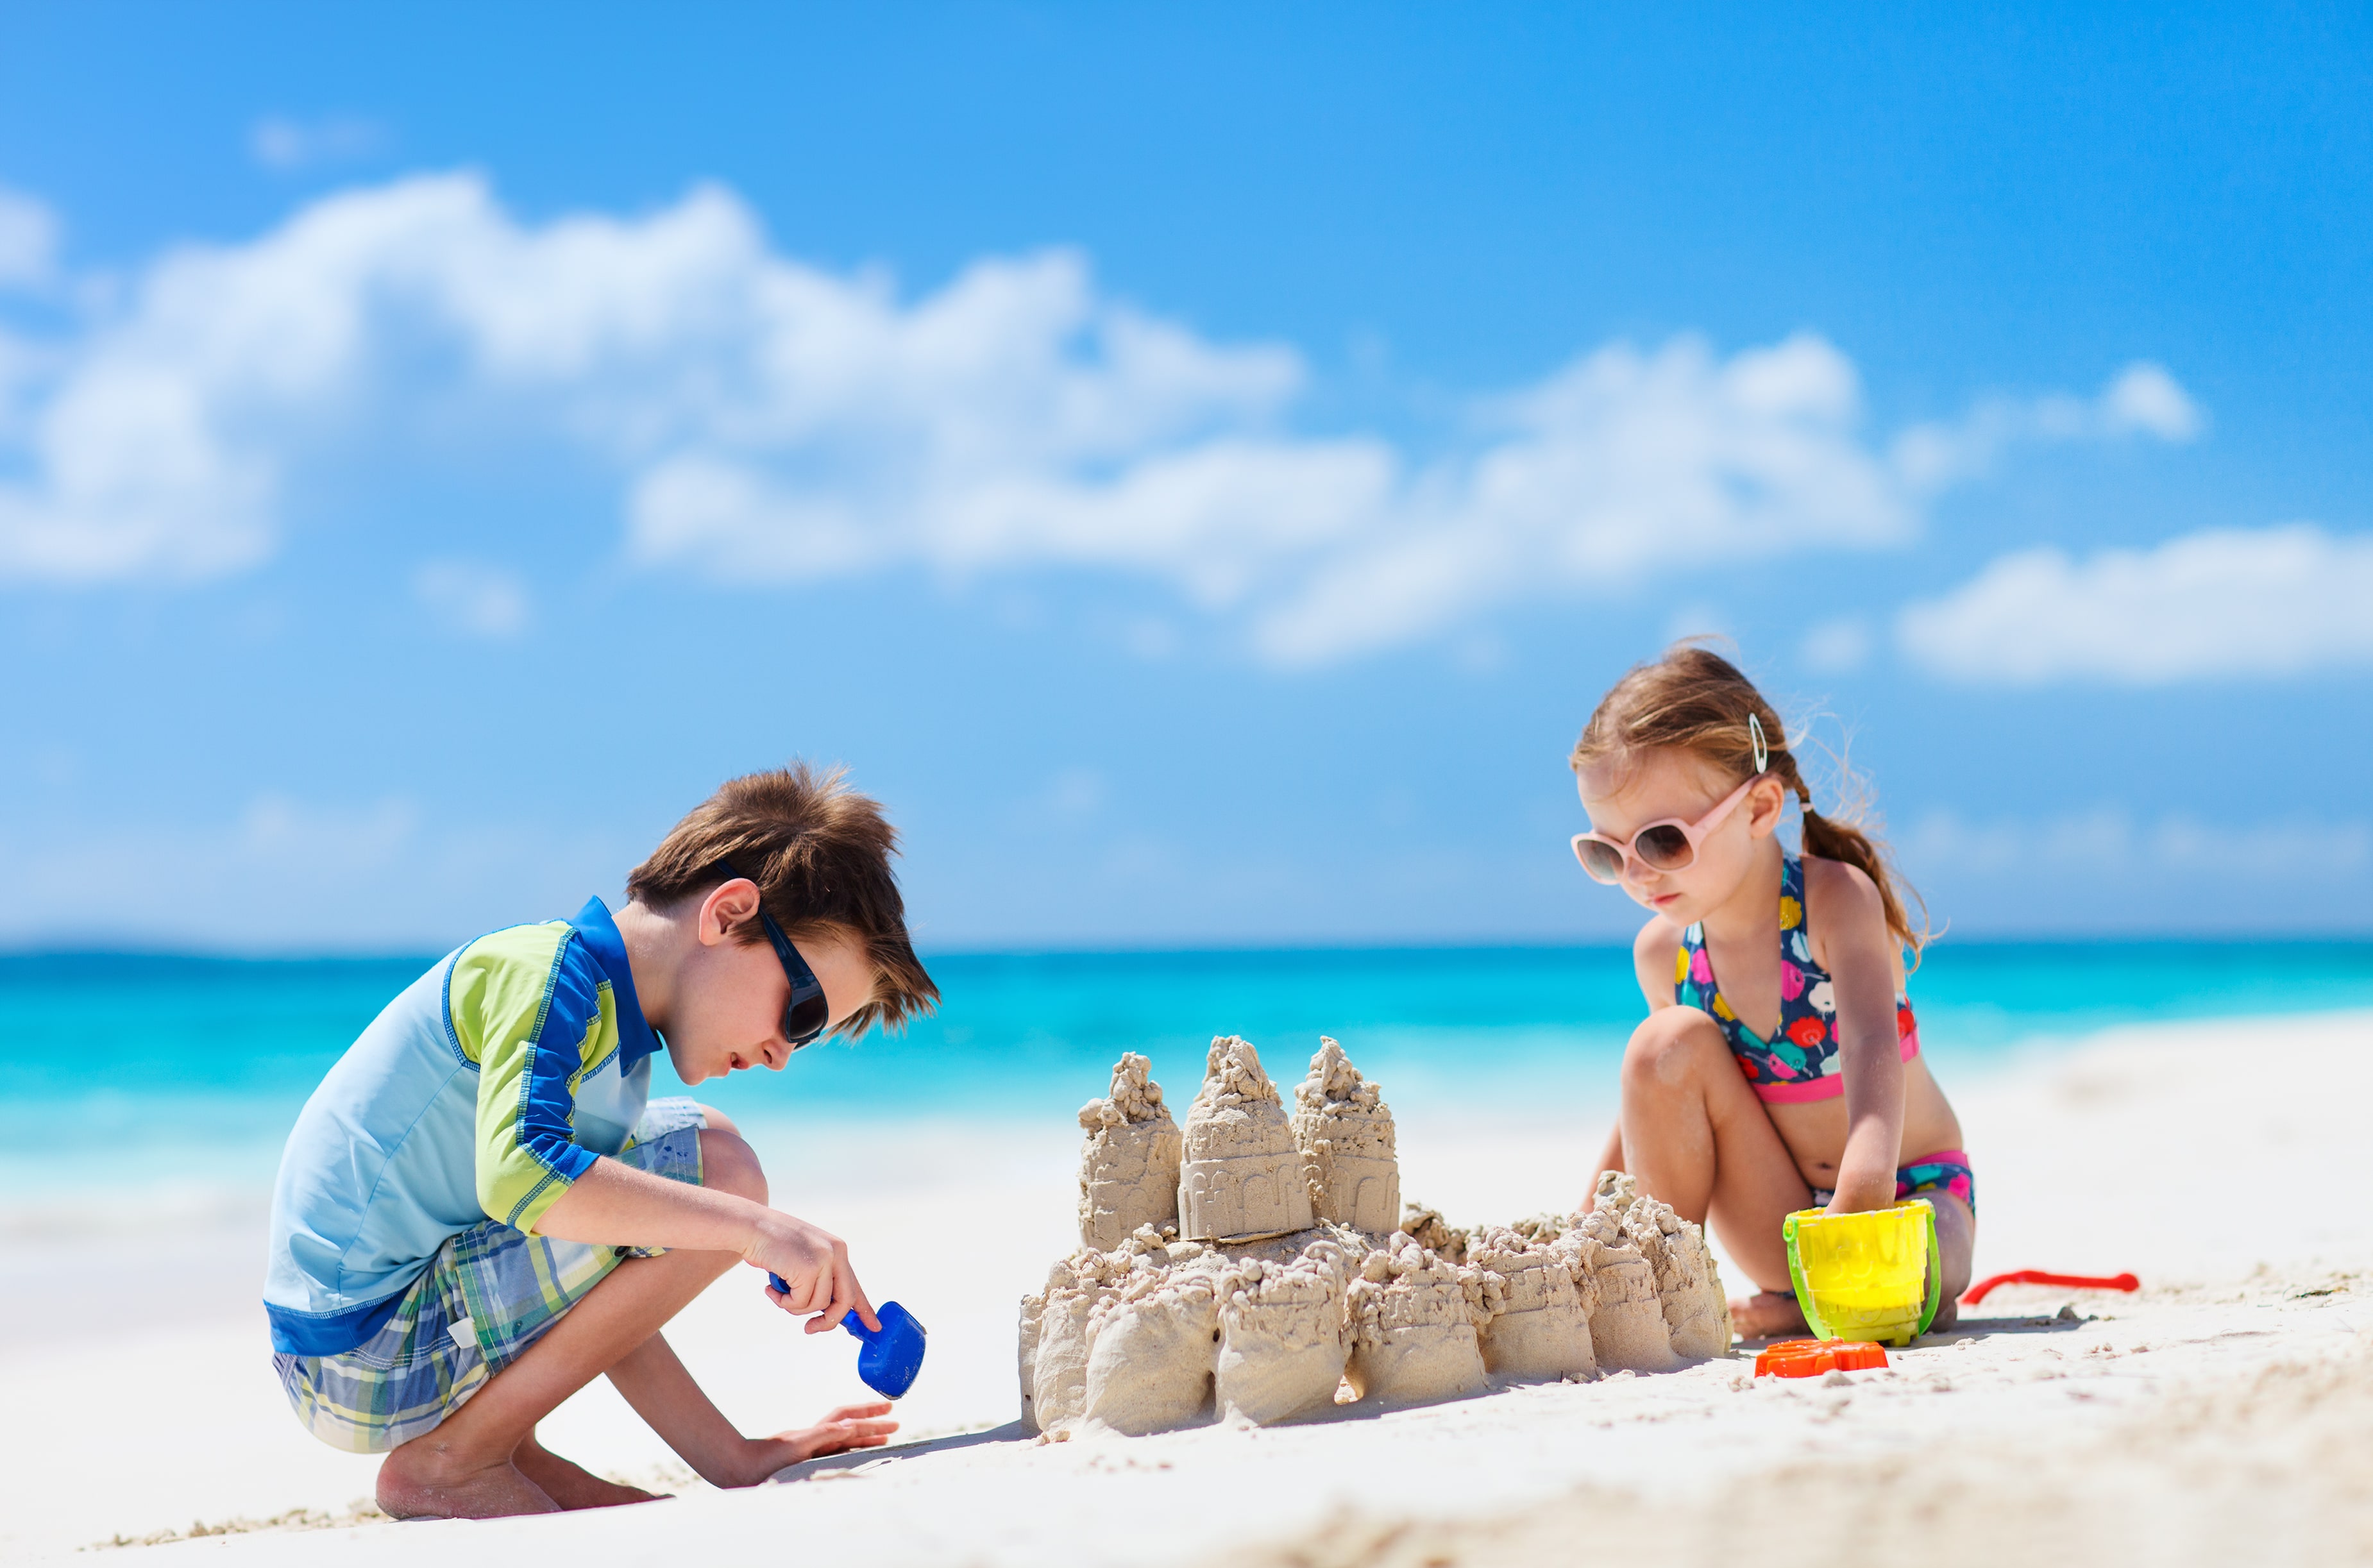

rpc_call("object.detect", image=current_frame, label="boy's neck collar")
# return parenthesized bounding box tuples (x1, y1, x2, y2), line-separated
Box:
(569, 897, 663, 1072)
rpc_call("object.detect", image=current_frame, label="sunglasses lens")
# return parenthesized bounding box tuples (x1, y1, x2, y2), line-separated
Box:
(1635, 825, 1694, 872)
(1573, 837, 1626, 884)
(784, 990, 831, 1049)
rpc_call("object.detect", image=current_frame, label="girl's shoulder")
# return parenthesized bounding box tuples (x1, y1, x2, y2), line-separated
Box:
(1800, 852, 1884, 922)
(1800, 853, 1904, 988)
(1632, 915, 1684, 1006)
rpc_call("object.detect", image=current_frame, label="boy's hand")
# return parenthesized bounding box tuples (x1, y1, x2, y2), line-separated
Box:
(710, 1403, 900, 1487)
(747, 1211, 881, 1333)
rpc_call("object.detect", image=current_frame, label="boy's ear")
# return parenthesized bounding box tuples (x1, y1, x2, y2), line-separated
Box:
(697, 877, 763, 945)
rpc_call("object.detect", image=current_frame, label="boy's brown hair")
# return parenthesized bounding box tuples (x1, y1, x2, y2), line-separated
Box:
(625, 763, 938, 1038)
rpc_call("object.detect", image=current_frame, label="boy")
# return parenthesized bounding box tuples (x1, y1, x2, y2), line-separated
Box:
(264, 764, 939, 1520)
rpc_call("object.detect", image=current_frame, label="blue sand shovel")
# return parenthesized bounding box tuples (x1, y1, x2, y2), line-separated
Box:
(769, 1276, 929, 1399)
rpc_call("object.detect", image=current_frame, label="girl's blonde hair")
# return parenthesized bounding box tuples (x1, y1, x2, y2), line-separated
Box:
(1571, 643, 1929, 963)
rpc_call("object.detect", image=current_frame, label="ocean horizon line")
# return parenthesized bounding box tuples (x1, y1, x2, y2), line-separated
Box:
(2, 929, 2368, 969)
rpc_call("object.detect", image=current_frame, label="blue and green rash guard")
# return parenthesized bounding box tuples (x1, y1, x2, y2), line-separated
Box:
(264, 898, 664, 1357)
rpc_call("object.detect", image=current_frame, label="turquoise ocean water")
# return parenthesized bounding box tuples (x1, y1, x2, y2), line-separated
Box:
(3, 939, 2367, 1201)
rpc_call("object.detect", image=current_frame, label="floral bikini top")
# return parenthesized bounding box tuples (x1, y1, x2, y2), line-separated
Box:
(1673, 853, 1921, 1105)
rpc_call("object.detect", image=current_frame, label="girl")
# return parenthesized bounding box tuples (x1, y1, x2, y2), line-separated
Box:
(1571, 646, 1972, 1336)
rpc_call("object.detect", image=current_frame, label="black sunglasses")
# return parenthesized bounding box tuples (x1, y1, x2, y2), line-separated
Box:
(718, 863, 831, 1050)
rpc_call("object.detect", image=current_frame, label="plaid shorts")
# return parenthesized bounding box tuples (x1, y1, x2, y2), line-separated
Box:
(273, 1098, 707, 1453)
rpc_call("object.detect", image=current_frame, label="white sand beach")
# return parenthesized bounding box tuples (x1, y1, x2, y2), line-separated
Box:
(5, 1009, 2369, 1564)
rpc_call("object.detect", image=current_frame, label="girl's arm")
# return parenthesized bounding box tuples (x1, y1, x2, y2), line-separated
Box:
(1806, 858, 1906, 1213)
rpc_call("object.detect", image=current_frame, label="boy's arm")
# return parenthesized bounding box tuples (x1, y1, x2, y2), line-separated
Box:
(605, 1331, 896, 1487)
(464, 932, 613, 1235)
(458, 931, 872, 1326)
(535, 1156, 879, 1332)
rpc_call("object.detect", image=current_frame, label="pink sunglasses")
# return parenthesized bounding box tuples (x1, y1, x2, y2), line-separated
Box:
(1571, 774, 1761, 885)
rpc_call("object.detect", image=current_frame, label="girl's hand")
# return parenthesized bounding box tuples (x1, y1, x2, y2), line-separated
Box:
(747, 1211, 881, 1333)
(1823, 1166, 1900, 1215)
(713, 1403, 900, 1487)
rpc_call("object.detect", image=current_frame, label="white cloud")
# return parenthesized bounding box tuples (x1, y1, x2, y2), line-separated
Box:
(1905, 805, 2370, 881)
(1890, 360, 2203, 493)
(249, 115, 388, 172)
(0, 185, 58, 289)
(0, 173, 2200, 663)
(1800, 616, 1873, 673)
(1254, 334, 1918, 663)
(1898, 524, 2373, 685)
(412, 558, 530, 638)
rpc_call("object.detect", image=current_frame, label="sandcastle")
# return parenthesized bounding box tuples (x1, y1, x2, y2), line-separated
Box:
(1290, 1038, 1401, 1233)
(1177, 1035, 1313, 1242)
(1018, 1035, 1735, 1438)
(1077, 1052, 1183, 1250)
(1346, 1234, 1489, 1403)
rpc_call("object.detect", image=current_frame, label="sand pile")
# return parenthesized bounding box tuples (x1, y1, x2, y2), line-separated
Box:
(1346, 1235, 1490, 1404)
(1082, 1257, 1220, 1435)
(1077, 1052, 1184, 1250)
(1571, 1195, 1680, 1373)
(1397, 1202, 1469, 1265)
(1214, 1238, 1356, 1424)
(1019, 1239, 1140, 1435)
(1468, 1227, 1596, 1383)
(1292, 1038, 1401, 1234)
(1017, 1037, 1735, 1440)
(1179, 1036, 1315, 1243)
(1596, 1172, 1731, 1358)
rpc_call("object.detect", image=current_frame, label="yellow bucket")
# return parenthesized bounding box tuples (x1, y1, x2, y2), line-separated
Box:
(1782, 1199, 1941, 1347)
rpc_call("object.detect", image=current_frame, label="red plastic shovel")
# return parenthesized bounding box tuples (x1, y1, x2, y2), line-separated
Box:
(1961, 1270, 2140, 1304)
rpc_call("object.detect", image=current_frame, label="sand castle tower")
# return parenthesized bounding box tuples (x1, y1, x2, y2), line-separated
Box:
(1469, 1226, 1597, 1382)
(1213, 1239, 1355, 1424)
(1573, 1175, 1682, 1372)
(1601, 1173, 1732, 1359)
(1345, 1233, 1490, 1404)
(1176, 1036, 1314, 1243)
(1076, 1053, 1183, 1251)
(1081, 1265, 1221, 1435)
(1290, 1038, 1402, 1235)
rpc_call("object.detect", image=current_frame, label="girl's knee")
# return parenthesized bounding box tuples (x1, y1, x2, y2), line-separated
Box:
(697, 1127, 768, 1204)
(1621, 1007, 1725, 1092)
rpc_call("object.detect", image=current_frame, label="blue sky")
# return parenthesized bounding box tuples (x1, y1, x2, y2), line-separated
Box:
(0, 3, 2367, 951)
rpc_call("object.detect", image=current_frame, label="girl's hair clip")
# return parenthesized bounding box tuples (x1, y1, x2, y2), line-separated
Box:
(1748, 713, 1769, 775)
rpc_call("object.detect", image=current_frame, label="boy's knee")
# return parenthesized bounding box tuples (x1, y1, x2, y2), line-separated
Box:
(695, 1104, 741, 1139)
(1622, 1007, 1724, 1092)
(698, 1127, 768, 1205)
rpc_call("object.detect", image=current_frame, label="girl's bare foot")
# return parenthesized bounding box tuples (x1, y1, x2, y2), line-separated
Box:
(375, 1447, 562, 1521)
(1730, 1289, 1809, 1338)
(512, 1434, 667, 1510)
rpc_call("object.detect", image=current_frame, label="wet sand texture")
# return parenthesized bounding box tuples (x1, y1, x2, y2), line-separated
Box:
(1346, 1235, 1491, 1405)
(1179, 1037, 1314, 1243)
(1077, 1053, 1184, 1251)
(1292, 1038, 1401, 1235)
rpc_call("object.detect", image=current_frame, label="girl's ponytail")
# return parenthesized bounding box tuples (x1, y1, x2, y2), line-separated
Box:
(1769, 752, 1929, 969)
(1572, 643, 1930, 966)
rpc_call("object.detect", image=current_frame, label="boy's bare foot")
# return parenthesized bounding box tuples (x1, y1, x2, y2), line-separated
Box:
(512, 1435, 668, 1510)
(1730, 1289, 1809, 1338)
(376, 1447, 562, 1521)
